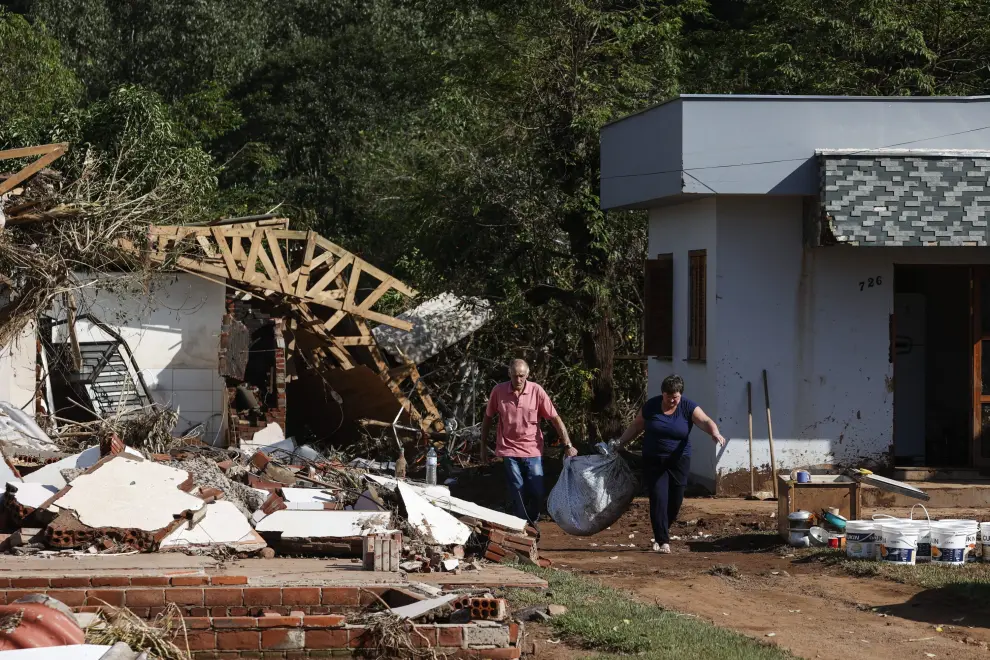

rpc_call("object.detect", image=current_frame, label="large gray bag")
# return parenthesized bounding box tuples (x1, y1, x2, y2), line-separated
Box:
(547, 453, 636, 536)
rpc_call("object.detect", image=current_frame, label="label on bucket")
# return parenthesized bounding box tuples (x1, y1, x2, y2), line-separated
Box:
(916, 542, 931, 559)
(880, 545, 915, 564)
(847, 531, 876, 543)
(932, 546, 966, 563)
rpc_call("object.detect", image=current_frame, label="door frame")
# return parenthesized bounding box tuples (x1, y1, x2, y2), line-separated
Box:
(971, 267, 990, 468)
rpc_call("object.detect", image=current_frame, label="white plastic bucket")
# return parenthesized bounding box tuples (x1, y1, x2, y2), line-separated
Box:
(931, 520, 978, 566)
(845, 520, 878, 560)
(981, 522, 990, 562)
(879, 522, 920, 565)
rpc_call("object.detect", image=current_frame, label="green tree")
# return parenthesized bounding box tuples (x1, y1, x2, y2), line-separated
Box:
(352, 0, 701, 439)
(0, 10, 80, 147)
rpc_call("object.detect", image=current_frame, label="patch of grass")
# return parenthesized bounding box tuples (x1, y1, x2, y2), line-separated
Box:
(708, 563, 741, 578)
(505, 565, 794, 660)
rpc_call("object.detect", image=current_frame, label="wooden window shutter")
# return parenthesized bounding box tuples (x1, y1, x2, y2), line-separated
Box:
(644, 254, 673, 359)
(688, 249, 707, 361)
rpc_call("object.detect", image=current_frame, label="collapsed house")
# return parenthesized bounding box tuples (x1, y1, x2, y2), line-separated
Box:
(0, 145, 535, 658)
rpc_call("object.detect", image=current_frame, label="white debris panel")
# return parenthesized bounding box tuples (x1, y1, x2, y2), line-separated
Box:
(160, 500, 267, 551)
(49, 456, 205, 531)
(0, 401, 60, 453)
(255, 510, 392, 539)
(23, 445, 144, 490)
(371, 293, 492, 364)
(397, 481, 472, 546)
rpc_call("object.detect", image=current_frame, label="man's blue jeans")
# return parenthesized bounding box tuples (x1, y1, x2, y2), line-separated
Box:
(503, 456, 544, 524)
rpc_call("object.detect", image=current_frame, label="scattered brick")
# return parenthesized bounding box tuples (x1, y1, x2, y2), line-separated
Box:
(210, 576, 248, 586)
(172, 576, 210, 586)
(301, 615, 345, 628)
(126, 590, 166, 608)
(51, 577, 91, 588)
(167, 588, 205, 606)
(281, 587, 320, 606)
(243, 587, 281, 606)
(91, 576, 130, 587)
(205, 588, 243, 607)
(10, 577, 49, 588)
(131, 576, 170, 587)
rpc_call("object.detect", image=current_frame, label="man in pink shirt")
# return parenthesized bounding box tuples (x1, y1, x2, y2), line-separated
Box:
(480, 359, 576, 526)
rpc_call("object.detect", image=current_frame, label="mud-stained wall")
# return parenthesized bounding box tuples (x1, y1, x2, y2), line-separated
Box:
(0, 320, 37, 412)
(710, 197, 990, 495)
(647, 199, 718, 491)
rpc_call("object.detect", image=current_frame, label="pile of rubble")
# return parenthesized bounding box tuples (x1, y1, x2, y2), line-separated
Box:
(0, 417, 549, 574)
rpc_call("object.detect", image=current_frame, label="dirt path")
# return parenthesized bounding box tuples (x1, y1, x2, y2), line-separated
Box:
(538, 498, 990, 660)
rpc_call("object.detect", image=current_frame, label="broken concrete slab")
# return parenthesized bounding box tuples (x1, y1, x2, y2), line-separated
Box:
(159, 500, 267, 552)
(388, 593, 460, 620)
(255, 510, 392, 539)
(5, 481, 57, 509)
(22, 445, 143, 490)
(397, 481, 471, 546)
(280, 487, 335, 504)
(48, 455, 204, 531)
(0, 401, 60, 453)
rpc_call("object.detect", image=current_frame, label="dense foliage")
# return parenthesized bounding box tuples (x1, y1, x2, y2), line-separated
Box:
(5, 0, 990, 444)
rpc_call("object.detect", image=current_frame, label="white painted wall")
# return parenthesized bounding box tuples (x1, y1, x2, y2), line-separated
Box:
(51, 273, 227, 444)
(710, 196, 990, 493)
(647, 198, 718, 490)
(0, 320, 37, 413)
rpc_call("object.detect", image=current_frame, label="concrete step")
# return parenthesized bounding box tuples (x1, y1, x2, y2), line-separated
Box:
(863, 482, 990, 509)
(892, 467, 988, 482)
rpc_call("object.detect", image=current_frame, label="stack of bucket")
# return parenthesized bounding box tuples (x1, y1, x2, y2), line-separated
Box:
(844, 504, 984, 566)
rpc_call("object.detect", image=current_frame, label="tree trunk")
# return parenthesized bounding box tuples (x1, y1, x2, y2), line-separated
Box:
(580, 288, 621, 442)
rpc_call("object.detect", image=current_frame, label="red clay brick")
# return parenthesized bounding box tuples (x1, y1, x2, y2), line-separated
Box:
(182, 631, 217, 651)
(243, 588, 281, 606)
(348, 627, 373, 649)
(131, 576, 170, 586)
(167, 588, 205, 606)
(412, 626, 437, 648)
(205, 588, 243, 607)
(172, 576, 209, 586)
(216, 630, 259, 650)
(45, 590, 86, 607)
(321, 588, 359, 607)
(257, 616, 302, 628)
(210, 576, 248, 586)
(184, 617, 213, 630)
(0, 579, 11, 588)
(358, 587, 387, 607)
(212, 617, 258, 629)
(508, 622, 520, 644)
(189, 607, 209, 617)
(126, 589, 165, 608)
(51, 577, 90, 588)
(87, 590, 125, 607)
(438, 625, 464, 648)
(304, 629, 349, 649)
(10, 577, 49, 588)
(262, 629, 305, 650)
(229, 607, 248, 617)
(302, 615, 345, 628)
(91, 576, 130, 587)
(281, 587, 320, 606)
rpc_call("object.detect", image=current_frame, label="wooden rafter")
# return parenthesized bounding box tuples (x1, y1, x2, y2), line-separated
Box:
(0, 143, 68, 197)
(145, 224, 416, 331)
(139, 219, 445, 434)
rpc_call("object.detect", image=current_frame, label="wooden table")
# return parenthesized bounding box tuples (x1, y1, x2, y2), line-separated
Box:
(777, 474, 862, 540)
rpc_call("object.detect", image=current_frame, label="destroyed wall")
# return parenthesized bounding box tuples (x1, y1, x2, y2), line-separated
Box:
(222, 291, 287, 449)
(0, 319, 36, 412)
(51, 273, 227, 442)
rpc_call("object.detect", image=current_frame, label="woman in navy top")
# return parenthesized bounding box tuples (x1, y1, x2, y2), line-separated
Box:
(612, 374, 725, 553)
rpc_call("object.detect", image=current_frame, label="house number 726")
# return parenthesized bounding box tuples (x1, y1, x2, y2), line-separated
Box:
(859, 276, 882, 291)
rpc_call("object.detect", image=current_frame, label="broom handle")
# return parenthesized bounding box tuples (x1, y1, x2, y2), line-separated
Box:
(763, 369, 778, 498)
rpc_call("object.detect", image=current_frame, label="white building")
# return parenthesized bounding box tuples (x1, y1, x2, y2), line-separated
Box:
(601, 95, 990, 494)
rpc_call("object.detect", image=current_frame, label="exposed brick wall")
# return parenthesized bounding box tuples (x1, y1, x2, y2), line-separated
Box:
(818, 151, 990, 246)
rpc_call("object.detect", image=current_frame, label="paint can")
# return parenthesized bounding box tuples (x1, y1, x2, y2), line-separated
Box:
(930, 520, 978, 566)
(936, 519, 980, 562)
(827, 533, 845, 550)
(879, 522, 920, 565)
(845, 520, 877, 560)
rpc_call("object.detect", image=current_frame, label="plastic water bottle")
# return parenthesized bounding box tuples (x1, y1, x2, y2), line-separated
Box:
(425, 446, 438, 486)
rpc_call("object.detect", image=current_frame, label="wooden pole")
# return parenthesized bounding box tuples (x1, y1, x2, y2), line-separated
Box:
(763, 369, 778, 499)
(747, 382, 754, 497)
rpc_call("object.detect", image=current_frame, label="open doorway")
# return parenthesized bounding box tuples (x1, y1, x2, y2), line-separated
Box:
(893, 265, 970, 467)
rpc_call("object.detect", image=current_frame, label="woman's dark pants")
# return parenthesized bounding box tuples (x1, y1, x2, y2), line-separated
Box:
(643, 453, 690, 545)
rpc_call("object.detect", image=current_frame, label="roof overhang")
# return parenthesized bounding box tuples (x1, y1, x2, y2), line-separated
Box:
(600, 95, 990, 210)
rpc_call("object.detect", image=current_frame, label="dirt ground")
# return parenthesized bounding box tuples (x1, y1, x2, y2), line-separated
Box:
(536, 497, 990, 660)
